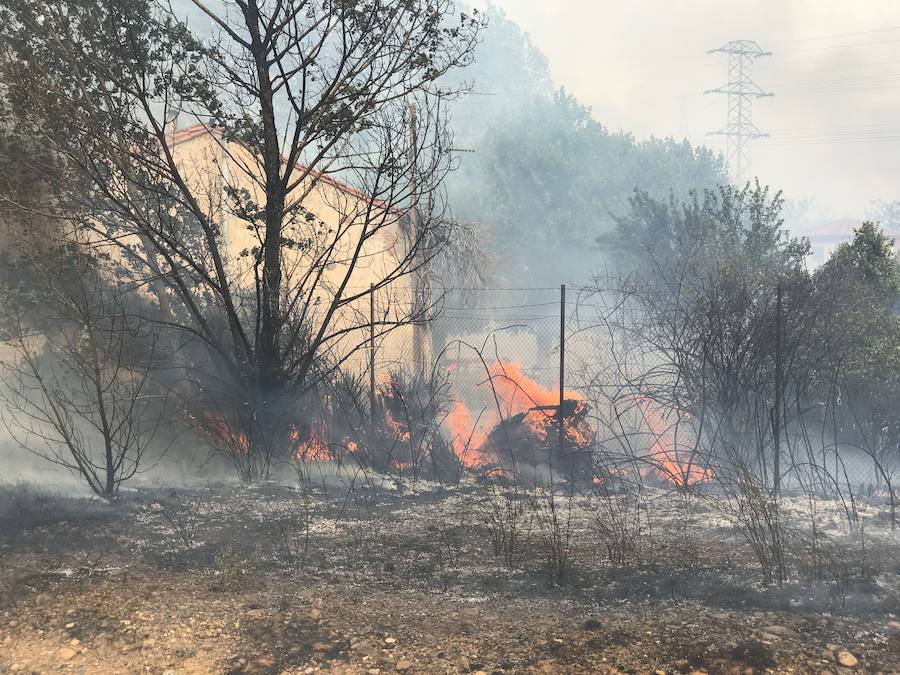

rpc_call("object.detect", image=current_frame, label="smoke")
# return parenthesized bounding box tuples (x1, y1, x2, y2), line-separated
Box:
(441, 6, 726, 287)
(474, 0, 900, 220)
(0, 433, 85, 492)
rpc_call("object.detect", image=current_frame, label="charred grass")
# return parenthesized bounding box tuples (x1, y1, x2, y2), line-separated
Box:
(0, 480, 899, 673)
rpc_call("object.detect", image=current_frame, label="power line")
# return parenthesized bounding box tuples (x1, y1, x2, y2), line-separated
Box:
(674, 69, 900, 101)
(765, 136, 900, 146)
(785, 133, 900, 144)
(778, 37, 900, 54)
(441, 301, 559, 311)
(769, 71, 900, 87)
(768, 25, 900, 45)
(770, 133, 900, 142)
(762, 124, 900, 145)
(777, 58, 900, 75)
(767, 121, 900, 132)
(770, 129, 900, 140)
(776, 82, 900, 95)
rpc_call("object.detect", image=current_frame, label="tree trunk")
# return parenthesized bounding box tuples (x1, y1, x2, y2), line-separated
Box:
(247, 0, 285, 392)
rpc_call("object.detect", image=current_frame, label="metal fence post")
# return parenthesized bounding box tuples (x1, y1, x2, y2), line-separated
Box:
(774, 281, 782, 496)
(558, 284, 566, 456)
(369, 283, 376, 437)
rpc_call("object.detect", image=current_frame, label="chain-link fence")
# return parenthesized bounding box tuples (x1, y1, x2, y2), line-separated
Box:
(361, 284, 897, 496)
(432, 287, 562, 401)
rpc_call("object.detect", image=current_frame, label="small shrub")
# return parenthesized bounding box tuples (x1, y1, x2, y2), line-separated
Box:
(480, 483, 532, 570)
(214, 544, 251, 580)
(158, 490, 205, 551)
(531, 485, 575, 584)
(593, 484, 651, 565)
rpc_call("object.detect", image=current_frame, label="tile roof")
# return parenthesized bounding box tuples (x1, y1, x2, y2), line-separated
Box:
(169, 123, 392, 209)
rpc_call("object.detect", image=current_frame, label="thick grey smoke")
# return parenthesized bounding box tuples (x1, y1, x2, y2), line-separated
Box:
(474, 0, 900, 221)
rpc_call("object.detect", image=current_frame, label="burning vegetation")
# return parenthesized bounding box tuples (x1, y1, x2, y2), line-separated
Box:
(1, 1, 900, 674)
(191, 361, 603, 483)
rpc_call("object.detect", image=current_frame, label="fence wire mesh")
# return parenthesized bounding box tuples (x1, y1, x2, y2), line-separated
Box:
(362, 285, 897, 496)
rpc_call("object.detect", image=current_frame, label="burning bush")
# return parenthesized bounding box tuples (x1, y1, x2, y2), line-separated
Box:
(373, 372, 460, 480)
(636, 398, 713, 487)
(444, 361, 596, 481)
(192, 359, 604, 485)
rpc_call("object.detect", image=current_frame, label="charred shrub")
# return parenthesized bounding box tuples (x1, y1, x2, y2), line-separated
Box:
(157, 489, 206, 552)
(372, 371, 459, 481)
(593, 482, 651, 565)
(479, 483, 532, 570)
(531, 484, 575, 584)
(267, 464, 312, 573)
(719, 466, 788, 586)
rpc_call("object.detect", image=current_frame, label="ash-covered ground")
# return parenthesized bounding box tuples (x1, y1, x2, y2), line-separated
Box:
(1, 471, 899, 674)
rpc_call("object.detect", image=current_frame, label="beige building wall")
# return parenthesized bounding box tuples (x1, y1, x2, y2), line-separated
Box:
(0, 126, 423, 380)
(169, 126, 421, 379)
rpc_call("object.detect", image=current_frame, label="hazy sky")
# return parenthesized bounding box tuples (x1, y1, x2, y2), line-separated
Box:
(473, 1, 900, 224)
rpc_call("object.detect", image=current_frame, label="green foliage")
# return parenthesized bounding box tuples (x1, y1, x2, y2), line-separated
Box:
(614, 185, 900, 479)
(812, 223, 900, 456)
(447, 89, 726, 284)
(820, 221, 900, 307)
(0, 0, 485, 481)
(0, 1, 213, 148)
(603, 184, 820, 487)
(610, 181, 810, 281)
(443, 7, 726, 285)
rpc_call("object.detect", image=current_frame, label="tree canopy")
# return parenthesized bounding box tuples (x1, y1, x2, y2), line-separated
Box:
(0, 0, 483, 480)
(441, 7, 727, 286)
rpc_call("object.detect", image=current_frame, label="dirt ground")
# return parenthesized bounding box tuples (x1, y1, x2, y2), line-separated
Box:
(1, 477, 899, 674)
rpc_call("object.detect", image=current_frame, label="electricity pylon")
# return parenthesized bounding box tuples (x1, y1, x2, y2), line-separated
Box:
(705, 40, 773, 186)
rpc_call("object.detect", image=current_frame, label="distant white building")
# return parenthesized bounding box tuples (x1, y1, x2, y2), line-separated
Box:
(802, 219, 900, 267)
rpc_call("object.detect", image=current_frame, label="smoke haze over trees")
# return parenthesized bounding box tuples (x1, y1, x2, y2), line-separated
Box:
(0, 0, 483, 481)
(1, 7, 900, 672)
(157, 3, 728, 286)
(442, 6, 727, 286)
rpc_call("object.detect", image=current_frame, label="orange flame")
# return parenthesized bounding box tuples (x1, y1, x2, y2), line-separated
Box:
(383, 408, 412, 443)
(637, 399, 712, 486)
(489, 362, 594, 449)
(487, 362, 582, 413)
(289, 424, 333, 462)
(446, 401, 491, 468)
(444, 361, 595, 468)
(201, 410, 250, 454)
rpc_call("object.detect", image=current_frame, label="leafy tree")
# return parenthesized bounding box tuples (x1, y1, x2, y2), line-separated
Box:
(595, 184, 816, 491)
(820, 221, 900, 306)
(448, 91, 727, 285)
(441, 10, 727, 286)
(608, 181, 809, 280)
(607, 189, 899, 504)
(0, 0, 483, 481)
(812, 223, 900, 500)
